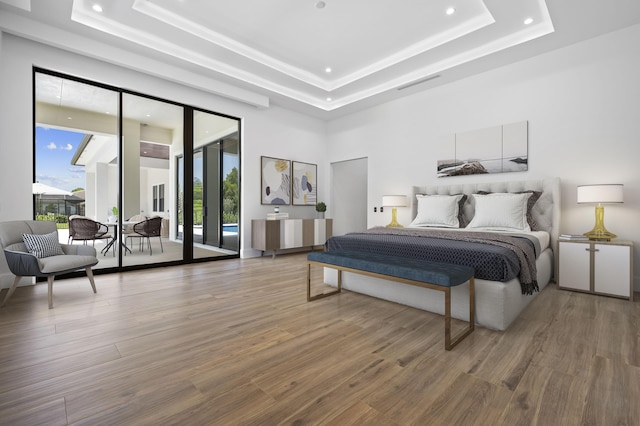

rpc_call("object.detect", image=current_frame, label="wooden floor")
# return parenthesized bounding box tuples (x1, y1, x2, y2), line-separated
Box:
(0, 253, 638, 425)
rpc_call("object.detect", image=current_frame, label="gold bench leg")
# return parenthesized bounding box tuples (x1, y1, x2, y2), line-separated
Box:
(444, 277, 475, 351)
(307, 262, 342, 301)
(306, 261, 474, 350)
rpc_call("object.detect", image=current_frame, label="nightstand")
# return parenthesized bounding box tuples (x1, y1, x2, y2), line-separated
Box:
(558, 239, 633, 300)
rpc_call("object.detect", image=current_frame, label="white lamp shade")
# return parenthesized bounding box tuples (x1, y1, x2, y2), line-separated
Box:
(382, 195, 407, 207)
(577, 184, 623, 204)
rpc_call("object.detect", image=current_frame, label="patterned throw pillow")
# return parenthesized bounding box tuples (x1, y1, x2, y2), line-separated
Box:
(22, 231, 64, 258)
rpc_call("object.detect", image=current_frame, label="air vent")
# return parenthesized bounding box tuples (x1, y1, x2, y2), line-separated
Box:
(397, 75, 441, 91)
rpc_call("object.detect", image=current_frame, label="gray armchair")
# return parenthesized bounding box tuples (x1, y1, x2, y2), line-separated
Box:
(0, 220, 98, 309)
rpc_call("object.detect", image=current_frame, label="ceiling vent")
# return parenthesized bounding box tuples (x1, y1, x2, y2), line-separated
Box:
(397, 74, 441, 91)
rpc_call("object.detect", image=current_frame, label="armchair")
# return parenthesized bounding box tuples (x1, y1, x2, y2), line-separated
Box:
(0, 220, 98, 309)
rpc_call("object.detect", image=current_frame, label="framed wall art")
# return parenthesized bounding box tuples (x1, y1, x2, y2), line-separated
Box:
(437, 121, 528, 177)
(292, 161, 317, 206)
(261, 156, 291, 205)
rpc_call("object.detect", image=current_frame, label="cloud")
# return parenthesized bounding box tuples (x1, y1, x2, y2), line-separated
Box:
(69, 168, 86, 179)
(46, 142, 57, 150)
(62, 143, 73, 151)
(36, 174, 68, 188)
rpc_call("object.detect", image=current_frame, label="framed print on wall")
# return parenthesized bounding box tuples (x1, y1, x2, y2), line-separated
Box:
(261, 156, 291, 205)
(437, 121, 528, 177)
(292, 161, 317, 206)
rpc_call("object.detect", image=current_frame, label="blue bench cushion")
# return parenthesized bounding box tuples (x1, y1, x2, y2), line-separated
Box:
(308, 250, 474, 287)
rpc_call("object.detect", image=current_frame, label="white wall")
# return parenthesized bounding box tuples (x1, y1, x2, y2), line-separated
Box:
(0, 33, 327, 287)
(326, 24, 640, 290)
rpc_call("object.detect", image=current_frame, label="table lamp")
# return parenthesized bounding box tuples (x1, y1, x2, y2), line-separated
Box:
(577, 184, 623, 241)
(382, 195, 407, 228)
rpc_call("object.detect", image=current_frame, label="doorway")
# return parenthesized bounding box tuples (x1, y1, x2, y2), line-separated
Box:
(331, 157, 368, 236)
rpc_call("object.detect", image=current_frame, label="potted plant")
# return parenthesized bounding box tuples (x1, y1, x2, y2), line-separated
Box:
(315, 202, 326, 219)
(108, 206, 118, 223)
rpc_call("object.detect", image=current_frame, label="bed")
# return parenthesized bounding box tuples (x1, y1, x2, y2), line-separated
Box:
(323, 178, 561, 331)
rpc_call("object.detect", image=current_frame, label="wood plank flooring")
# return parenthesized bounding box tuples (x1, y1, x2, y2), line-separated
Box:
(0, 253, 638, 425)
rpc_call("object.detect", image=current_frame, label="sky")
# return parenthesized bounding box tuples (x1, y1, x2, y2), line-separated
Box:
(35, 126, 86, 192)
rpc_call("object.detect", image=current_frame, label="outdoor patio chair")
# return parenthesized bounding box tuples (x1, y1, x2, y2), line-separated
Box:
(131, 216, 163, 255)
(122, 214, 146, 255)
(0, 220, 98, 308)
(69, 217, 112, 249)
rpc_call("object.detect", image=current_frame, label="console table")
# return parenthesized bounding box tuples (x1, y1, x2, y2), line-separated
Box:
(251, 218, 332, 258)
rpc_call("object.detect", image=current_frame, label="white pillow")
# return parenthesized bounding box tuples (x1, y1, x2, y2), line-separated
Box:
(410, 194, 464, 228)
(466, 193, 532, 231)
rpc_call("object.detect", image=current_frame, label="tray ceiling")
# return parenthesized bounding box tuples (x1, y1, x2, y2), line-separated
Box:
(1, 0, 640, 117)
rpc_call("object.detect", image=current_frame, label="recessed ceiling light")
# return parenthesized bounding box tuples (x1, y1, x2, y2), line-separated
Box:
(326, 97, 332, 102)
(316, 1, 326, 9)
(92, 4, 103, 13)
(524, 17, 534, 25)
(446, 7, 455, 15)
(146, 114, 151, 117)
(67, 116, 72, 120)
(325, 67, 332, 73)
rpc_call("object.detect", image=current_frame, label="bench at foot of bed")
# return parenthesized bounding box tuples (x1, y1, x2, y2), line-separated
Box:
(307, 250, 475, 350)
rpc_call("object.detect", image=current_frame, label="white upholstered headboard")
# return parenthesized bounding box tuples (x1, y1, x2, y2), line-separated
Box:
(412, 178, 561, 279)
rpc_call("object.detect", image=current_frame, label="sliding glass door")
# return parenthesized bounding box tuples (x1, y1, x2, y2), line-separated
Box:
(34, 72, 119, 270)
(34, 68, 240, 273)
(192, 110, 240, 259)
(121, 93, 184, 266)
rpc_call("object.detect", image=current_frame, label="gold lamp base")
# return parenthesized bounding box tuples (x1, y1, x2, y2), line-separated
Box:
(583, 204, 616, 241)
(386, 207, 403, 228)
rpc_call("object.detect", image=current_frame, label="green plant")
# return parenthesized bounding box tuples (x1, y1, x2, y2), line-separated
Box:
(36, 214, 68, 228)
(315, 202, 327, 213)
(111, 206, 118, 216)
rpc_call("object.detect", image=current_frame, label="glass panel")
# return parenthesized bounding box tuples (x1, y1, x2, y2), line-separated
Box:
(193, 110, 240, 258)
(34, 72, 118, 270)
(159, 184, 165, 211)
(193, 149, 203, 245)
(221, 134, 239, 252)
(203, 143, 220, 248)
(153, 185, 158, 211)
(177, 156, 184, 241)
(121, 93, 184, 266)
